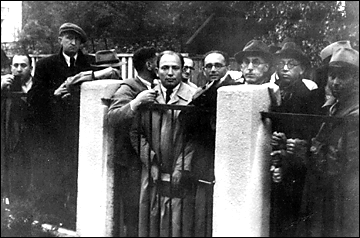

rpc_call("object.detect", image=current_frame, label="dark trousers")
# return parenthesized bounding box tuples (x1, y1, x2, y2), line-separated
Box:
(113, 164, 141, 237)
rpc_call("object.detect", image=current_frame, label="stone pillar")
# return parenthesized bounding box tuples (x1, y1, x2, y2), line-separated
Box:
(213, 85, 272, 237)
(76, 80, 121, 237)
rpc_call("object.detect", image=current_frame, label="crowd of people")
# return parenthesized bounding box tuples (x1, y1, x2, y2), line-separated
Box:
(1, 22, 358, 237)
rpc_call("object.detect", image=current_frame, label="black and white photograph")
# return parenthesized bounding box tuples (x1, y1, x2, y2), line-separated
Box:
(1, 1, 359, 237)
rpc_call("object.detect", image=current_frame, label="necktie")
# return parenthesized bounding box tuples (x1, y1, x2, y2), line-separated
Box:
(70, 57, 75, 68)
(166, 88, 173, 103)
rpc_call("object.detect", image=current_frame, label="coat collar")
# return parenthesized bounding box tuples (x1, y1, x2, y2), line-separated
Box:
(154, 82, 193, 105)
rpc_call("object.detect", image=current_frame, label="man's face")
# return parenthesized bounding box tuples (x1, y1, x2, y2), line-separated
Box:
(157, 53, 182, 90)
(203, 53, 228, 82)
(182, 58, 194, 81)
(58, 31, 82, 56)
(11, 55, 32, 83)
(276, 58, 304, 87)
(327, 67, 358, 100)
(240, 56, 269, 84)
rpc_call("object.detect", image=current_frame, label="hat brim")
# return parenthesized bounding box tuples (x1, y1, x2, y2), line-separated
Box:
(275, 50, 310, 67)
(91, 61, 126, 68)
(235, 51, 273, 64)
(60, 29, 87, 43)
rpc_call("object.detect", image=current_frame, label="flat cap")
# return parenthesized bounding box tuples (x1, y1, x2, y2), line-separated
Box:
(59, 22, 87, 43)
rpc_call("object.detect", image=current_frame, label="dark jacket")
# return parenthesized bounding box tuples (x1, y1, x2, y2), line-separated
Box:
(107, 77, 149, 168)
(28, 48, 93, 129)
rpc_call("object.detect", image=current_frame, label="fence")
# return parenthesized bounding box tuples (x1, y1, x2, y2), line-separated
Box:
(28, 54, 239, 87)
(2, 83, 353, 236)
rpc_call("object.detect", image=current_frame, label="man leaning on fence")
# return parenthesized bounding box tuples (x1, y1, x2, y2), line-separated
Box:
(296, 46, 359, 237)
(107, 46, 158, 237)
(132, 50, 197, 237)
(27, 22, 94, 223)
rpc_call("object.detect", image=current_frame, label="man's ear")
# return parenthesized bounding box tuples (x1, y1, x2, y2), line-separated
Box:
(263, 63, 270, 73)
(146, 61, 152, 71)
(58, 36, 63, 44)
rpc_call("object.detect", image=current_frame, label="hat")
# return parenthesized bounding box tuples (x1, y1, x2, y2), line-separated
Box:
(59, 23, 87, 43)
(268, 43, 281, 54)
(234, 40, 273, 64)
(320, 40, 352, 62)
(275, 42, 310, 67)
(91, 50, 126, 68)
(329, 47, 359, 69)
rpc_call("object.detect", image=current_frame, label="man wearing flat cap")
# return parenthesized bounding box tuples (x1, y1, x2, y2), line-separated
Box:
(269, 42, 323, 237)
(297, 47, 359, 237)
(27, 22, 94, 222)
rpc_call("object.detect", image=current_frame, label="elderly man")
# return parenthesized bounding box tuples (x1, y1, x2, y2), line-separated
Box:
(234, 39, 274, 85)
(269, 42, 323, 237)
(27, 22, 94, 224)
(297, 47, 359, 237)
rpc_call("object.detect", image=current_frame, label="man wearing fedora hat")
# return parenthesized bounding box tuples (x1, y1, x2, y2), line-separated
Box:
(234, 39, 274, 85)
(64, 49, 125, 91)
(269, 42, 324, 237)
(297, 47, 359, 237)
(27, 22, 94, 223)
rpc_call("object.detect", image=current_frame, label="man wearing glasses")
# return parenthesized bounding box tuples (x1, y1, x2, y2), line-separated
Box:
(234, 39, 274, 85)
(182, 56, 198, 88)
(269, 42, 323, 237)
(181, 50, 242, 236)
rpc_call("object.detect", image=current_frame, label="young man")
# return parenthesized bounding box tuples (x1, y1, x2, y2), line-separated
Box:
(1, 54, 33, 198)
(298, 47, 359, 237)
(131, 50, 196, 237)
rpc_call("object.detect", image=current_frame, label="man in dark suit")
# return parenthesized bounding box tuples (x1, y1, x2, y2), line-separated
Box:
(107, 46, 158, 237)
(181, 50, 242, 237)
(27, 22, 94, 225)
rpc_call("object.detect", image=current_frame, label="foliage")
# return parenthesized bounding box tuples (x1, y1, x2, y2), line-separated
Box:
(245, 1, 359, 67)
(11, 1, 360, 67)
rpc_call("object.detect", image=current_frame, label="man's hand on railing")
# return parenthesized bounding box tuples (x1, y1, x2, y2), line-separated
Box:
(172, 170, 182, 187)
(286, 138, 308, 156)
(271, 131, 287, 150)
(54, 81, 71, 99)
(151, 164, 160, 183)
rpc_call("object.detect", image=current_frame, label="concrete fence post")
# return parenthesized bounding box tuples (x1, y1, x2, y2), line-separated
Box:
(213, 85, 272, 237)
(76, 80, 121, 237)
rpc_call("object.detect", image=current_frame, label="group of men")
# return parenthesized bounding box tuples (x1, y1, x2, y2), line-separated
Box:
(1, 21, 358, 237)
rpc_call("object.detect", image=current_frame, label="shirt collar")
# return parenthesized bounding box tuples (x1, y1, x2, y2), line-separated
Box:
(137, 75, 152, 89)
(62, 52, 78, 67)
(22, 77, 32, 93)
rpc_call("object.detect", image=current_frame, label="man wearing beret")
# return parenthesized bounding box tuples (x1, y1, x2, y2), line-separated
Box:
(27, 22, 94, 223)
